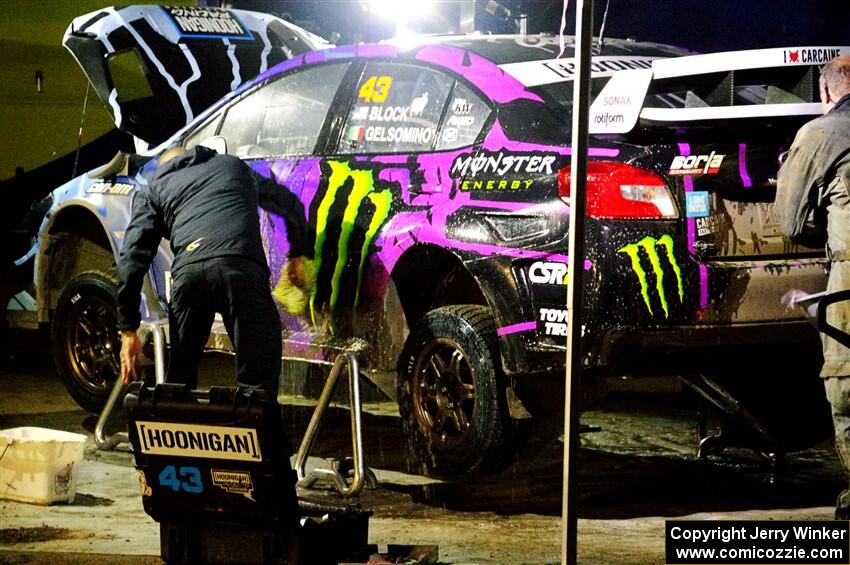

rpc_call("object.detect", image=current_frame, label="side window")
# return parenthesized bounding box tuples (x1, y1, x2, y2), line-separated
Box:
(339, 62, 453, 154)
(218, 62, 348, 158)
(183, 113, 222, 149)
(436, 82, 491, 150)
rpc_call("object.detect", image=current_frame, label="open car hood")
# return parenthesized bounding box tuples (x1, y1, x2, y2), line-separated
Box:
(63, 5, 329, 146)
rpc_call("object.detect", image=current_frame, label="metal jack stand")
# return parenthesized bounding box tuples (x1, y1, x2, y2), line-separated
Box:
(94, 319, 168, 450)
(293, 351, 377, 496)
(679, 373, 784, 463)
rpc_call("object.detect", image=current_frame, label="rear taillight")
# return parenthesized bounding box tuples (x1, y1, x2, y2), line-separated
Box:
(558, 161, 677, 219)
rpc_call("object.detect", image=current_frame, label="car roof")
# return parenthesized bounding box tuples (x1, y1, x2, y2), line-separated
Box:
(388, 34, 691, 64)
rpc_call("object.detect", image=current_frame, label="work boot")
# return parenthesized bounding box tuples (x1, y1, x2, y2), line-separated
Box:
(835, 489, 850, 520)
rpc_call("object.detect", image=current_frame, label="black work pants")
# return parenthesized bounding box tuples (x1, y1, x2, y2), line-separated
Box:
(167, 256, 281, 394)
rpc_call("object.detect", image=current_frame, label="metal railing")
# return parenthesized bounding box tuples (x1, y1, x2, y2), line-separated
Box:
(94, 319, 168, 450)
(94, 319, 377, 496)
(293, 351, 377, 497)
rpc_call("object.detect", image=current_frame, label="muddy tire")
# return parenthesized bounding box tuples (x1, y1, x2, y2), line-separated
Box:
(52, 270, 121, 412)
(397, 305, 512, 477)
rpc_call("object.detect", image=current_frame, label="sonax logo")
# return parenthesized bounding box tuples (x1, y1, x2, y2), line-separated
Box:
(618, 235, 683, 318)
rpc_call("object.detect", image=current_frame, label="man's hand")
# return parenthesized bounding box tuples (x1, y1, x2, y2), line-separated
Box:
(781, 288, 809, 309)
(286, 256, 307, 289)
(120, 329, 143, 385)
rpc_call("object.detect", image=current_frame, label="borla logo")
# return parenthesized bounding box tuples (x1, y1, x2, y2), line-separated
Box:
(618, 235, 683, 318)
(669, 152, 724, 176)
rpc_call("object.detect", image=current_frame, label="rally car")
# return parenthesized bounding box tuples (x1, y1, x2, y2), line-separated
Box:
(10, 4, 844, 476)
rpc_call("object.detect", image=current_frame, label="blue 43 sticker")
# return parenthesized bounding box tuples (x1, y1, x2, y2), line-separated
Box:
(159, 465, 204, 493)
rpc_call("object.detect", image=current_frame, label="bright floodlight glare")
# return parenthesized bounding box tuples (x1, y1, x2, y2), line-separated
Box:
(369, 0, 434, 20)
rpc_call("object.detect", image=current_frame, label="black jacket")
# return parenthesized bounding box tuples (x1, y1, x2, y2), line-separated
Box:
(117, 146, 312, 330)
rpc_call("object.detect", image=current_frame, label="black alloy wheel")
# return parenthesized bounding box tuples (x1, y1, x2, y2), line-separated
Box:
(52, 270, 121, 412)
(411, 337, 477, 451)
(398, 304, 511, 477)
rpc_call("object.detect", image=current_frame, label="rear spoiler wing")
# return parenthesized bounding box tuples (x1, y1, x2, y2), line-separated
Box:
(589, 46, 850, 134)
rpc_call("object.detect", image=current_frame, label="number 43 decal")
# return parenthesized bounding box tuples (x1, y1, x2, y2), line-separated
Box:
(159, 465, 203, 493)
(359, 76, 392, 103)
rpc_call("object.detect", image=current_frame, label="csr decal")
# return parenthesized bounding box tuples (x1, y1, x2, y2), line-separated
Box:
(539, 308, 567, 336)
(310, 160, 393, 324)
(618, 235, 683, 318)
(784, 48, 841, 64)
(529, 261, 567, 285)
(212, 469, 255, 501)
(135, 421, 262, 462)
(451, 151, 557, 177)
(669, 152, 724, 176)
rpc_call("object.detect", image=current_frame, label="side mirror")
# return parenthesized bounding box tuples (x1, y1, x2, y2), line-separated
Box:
(199, 136, 227, 155)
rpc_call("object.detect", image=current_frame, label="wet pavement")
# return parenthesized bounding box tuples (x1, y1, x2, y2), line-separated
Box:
(0, 329, 844, 564)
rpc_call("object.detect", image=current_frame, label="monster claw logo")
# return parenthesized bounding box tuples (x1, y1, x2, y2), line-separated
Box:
(618, 234, 683, 318)
(310, 160, 392, 327)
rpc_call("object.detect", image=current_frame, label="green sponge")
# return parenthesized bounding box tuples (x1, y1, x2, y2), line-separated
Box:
(273, 258, 315, 315)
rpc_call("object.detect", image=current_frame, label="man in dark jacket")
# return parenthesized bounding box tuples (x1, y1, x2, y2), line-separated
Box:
(117, 145, 312, 395)
(776, 55, 850, 519)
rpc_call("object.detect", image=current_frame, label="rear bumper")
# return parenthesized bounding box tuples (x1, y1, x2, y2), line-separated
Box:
(507, 319, 822, 414)
(593, 319, 821, 373)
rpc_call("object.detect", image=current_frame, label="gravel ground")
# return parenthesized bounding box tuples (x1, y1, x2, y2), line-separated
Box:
(0, 330, 844, 564)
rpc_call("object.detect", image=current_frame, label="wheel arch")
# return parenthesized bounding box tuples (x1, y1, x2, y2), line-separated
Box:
(36, 203, 118, 323)
(390, 244, 489, 333)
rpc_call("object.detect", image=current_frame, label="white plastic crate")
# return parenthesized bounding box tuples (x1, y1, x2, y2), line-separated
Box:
(0, 427, 87, 505)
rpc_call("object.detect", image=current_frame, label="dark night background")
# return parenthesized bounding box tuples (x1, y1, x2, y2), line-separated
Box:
(3, 0, 847, 265)
(228, 0, 849, 54)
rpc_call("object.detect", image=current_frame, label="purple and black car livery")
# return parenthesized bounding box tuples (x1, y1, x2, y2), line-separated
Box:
(11, 5, 847, 475)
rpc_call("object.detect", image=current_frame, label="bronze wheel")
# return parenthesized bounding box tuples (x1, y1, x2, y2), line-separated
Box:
(398, 305, 511, 477)
(52, 271, 120, 412)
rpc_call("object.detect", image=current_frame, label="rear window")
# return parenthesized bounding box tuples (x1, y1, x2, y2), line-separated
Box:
(339, 62, 453, 154)
(507, 78, 611, 143)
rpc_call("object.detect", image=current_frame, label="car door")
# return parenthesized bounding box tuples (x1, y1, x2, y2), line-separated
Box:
(211, 61, 351, 332)
(317, 60, 488, 336)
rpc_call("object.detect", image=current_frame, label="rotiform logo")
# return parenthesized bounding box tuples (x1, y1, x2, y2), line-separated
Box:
(135, 421, 262, 462)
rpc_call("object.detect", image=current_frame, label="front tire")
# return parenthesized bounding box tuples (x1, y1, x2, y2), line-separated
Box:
(397, 305, 512, 477)
(52, 270, 121, 412)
